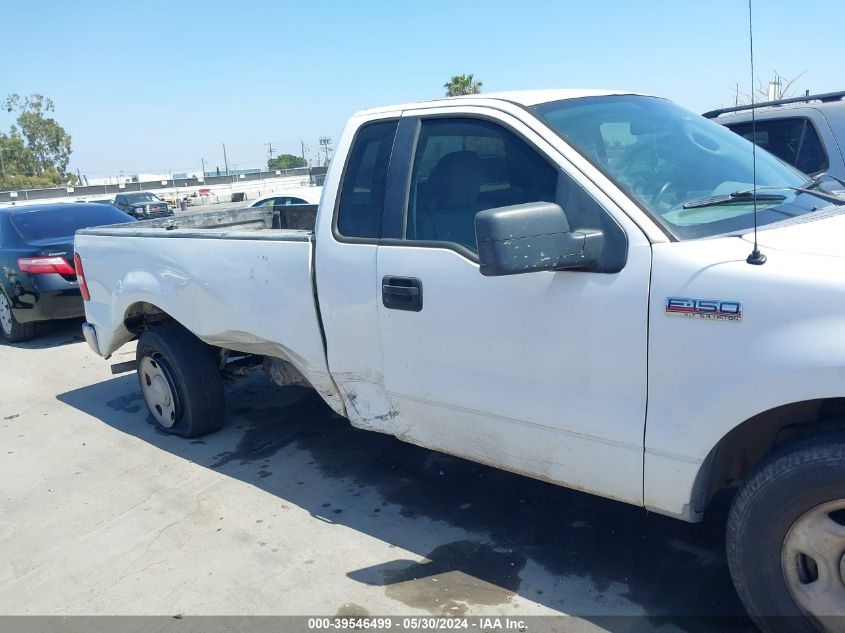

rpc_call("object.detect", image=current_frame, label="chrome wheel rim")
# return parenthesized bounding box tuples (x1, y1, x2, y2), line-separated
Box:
(0, 294, 13, 335)
(782, 499, 845, 631)
(139, 356, 178, 428)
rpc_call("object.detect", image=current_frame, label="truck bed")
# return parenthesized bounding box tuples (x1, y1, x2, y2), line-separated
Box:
(74, 201, 343, 415)
(76, 204, 319, 240)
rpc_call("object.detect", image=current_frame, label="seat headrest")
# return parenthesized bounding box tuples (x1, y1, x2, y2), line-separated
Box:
(427, 151, 482, 209)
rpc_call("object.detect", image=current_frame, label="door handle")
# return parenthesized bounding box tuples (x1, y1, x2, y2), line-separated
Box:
(382, 285, 420, 296)
(382, 276, 423, 312)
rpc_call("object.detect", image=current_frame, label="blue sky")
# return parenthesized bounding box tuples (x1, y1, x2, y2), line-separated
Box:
(1, 0, 842, 177)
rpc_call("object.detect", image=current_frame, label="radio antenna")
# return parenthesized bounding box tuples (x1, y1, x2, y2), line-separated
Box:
(746, 0, 766, 265)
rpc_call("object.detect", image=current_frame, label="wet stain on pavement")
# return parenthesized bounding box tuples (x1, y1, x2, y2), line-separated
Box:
(336, 603, 370, 617)
(106, 391, 144, 413)
(379, 541, 525, 616)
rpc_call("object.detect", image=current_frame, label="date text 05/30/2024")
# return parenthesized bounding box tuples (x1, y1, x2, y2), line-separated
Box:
(307, 617, 527, 631)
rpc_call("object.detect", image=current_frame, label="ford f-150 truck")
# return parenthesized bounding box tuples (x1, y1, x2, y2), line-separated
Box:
(74, 90, 845, 632)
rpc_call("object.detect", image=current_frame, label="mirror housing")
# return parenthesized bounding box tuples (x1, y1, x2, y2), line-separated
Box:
(475, 202, 603, 277)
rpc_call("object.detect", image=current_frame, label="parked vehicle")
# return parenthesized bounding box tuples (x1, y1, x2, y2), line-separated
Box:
(0, 203, 134, 342)
(705, 90, 845, 186)
(76, 90, 845, 632)
(250, 187, 322, 209)
(113, 192, 174, 219)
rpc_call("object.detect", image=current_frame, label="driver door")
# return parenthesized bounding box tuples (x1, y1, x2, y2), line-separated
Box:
(375, 110, 652, 505)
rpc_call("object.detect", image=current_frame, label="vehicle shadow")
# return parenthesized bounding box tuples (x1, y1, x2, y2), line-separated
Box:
(2, 317, 85, 350)
(57, 373, 756, 632)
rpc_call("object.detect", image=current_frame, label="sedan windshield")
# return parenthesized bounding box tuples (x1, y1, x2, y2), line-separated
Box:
(533, 95, 839, 239)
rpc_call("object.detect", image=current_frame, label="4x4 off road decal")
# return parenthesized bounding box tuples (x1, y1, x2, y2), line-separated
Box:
(665, 297, 742, 322)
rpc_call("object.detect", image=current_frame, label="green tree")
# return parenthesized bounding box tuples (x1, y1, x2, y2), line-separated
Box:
(443, 74, 483, 97)
(268, 153, 307, 171)
(1, 93, 73, 190)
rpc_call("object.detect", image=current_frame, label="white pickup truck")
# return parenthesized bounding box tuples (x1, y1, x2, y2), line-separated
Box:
(75, 90, 845, 632)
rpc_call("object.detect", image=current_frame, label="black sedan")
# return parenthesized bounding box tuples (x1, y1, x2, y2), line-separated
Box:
(0, 203, 135, 342)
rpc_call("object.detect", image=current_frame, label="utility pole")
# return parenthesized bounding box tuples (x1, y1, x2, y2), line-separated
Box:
(319, 137, 332, 166)
(265, 142, 275, 163)
(201, 158, 206, 179)
(301, 141, 306, 162)
(222, 143, 229, 176)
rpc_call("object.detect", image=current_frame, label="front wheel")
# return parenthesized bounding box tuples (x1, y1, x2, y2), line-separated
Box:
(726, 435, 845, 633)
(136, 324, 225, 437)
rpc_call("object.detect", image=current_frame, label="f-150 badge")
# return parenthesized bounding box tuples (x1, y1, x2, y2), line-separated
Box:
(665, 297, 742, 322)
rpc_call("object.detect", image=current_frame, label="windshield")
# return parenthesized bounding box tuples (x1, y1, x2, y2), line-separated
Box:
(533, 95, 832, 239)
(126, 192, 163, 203)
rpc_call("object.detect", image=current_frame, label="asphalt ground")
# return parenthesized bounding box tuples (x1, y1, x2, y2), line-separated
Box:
(0, 318, 757, 632)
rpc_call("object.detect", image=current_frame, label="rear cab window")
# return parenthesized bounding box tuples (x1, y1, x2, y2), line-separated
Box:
(335, 120, 399, 239)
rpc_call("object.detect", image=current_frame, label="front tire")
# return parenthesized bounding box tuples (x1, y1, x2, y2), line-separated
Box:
(0, 291, 35, 343)
(136, 323, 225, 437)
(726, 435, 845, 633)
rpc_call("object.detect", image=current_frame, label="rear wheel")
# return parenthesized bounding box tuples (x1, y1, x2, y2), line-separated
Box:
(726, 435, 845, 633)
(0, 292, 35, 343)
(136, 324, 225, 437)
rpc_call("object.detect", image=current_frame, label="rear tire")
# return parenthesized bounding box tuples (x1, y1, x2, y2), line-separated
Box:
(726, 435, 845, 633)
(0, 291, 36, 343)
(136, 323, 225, 437)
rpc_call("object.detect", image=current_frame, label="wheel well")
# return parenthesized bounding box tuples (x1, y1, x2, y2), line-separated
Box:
(124, 302, 174, 334)
(695, 398, 845, 514)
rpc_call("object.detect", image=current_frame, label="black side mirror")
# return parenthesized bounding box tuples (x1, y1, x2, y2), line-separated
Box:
(475, 202, 603, 276)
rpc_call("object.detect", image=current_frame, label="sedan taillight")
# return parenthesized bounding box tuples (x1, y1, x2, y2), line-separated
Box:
(17, 256, 75, 275)
(73, 253, 90, 301)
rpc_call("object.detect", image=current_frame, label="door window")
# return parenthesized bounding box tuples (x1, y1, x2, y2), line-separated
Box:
(406, 118, 558, 252)
(336, 120, 399, 239)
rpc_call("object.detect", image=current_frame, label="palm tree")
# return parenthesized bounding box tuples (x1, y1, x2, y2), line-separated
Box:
(443, 74, 483, 97)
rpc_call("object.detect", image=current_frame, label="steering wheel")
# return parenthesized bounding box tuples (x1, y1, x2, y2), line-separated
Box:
(651, 180, 675, 207)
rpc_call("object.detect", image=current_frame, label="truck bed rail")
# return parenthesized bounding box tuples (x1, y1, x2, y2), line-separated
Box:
(76, 204, 318, 240)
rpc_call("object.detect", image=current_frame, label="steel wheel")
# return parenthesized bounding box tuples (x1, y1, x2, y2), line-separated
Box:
(782, 499, 845, 630)
(0, 294, 12, 336)
(139, 355, 180, 428)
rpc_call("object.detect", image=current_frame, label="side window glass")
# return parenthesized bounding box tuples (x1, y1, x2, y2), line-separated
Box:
(336, 120, 398, 239)
(727, 118, 829, 175)
(407, 118, 557, 252)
